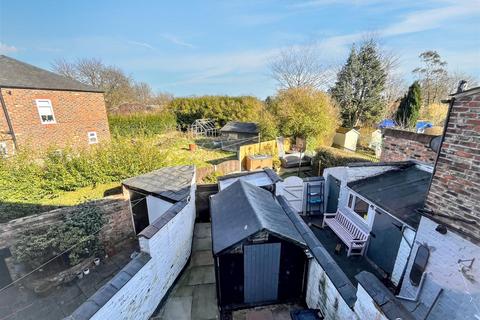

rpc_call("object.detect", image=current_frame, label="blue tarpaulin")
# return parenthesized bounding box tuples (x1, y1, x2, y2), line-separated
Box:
(379, 119, 396, 128)
(416, 121, 433, 132)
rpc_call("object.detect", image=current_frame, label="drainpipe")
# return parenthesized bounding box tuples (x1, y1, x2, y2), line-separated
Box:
(0, 88, 18, 150)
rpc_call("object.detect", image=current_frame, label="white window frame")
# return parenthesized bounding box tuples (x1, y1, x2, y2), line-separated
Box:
(345, 190, 375, 228)
(88, 132, 98, 144)
(35, 99, 56, 124)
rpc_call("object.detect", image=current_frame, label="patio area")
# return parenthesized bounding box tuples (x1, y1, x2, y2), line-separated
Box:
(303, 216, 383, 286)
(151, 223, 218, 320)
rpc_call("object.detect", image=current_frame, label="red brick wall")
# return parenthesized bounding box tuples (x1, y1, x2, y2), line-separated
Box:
(0, 88, 110, 151)
(425, 90, 480, 242)
(380, 129, 438, 164)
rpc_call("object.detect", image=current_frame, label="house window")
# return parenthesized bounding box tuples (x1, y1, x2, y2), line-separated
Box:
(0, 142, 7, 157)
(36, 99, 56, 124)
(347, 192, 369, 221)
(88, 132, 98, 144)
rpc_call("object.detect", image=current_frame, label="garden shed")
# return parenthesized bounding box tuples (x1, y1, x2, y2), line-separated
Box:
(210, 180, 308, 311)
(333, 127, 360, 151)
(220, 121, 259, 151)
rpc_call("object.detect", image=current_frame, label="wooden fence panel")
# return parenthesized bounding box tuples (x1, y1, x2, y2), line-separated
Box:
(238, 138, 291, 169)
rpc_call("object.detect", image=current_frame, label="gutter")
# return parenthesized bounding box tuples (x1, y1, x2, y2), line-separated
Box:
(0, 88, 17, 150)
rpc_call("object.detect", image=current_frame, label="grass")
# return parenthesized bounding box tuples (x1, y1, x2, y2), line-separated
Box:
(1, 131, 235, 222)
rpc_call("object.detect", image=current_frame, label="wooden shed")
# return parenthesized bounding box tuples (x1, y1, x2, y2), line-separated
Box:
(333, 127, 360, 151)
(219, 121, 259, 151)
(210, 180, 308, 311)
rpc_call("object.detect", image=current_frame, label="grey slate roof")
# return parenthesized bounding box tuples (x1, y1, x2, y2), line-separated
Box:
(0, 55, 102, 92)
(122, 165, 195, 202)
(347, 164, 432, 228)
(220, 121, 259, 134)
(210, 180, 305, 255)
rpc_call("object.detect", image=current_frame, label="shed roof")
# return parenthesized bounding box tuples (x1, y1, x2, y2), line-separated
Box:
(220, 121, 259, 134)
(211, 180, 305, 255)
(0, 55, 102, 92)
(336, 127, 359, 134)
(347, 164, 431, 228)
(218, 168, 282, 190)
(122, 165, 194, 202)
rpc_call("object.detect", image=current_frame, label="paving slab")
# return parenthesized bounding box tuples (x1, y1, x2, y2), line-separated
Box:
(192, 284, 218, 320)
(159, 296, 193, 320)
(191, 250, 214, 267)
(193, 237, 212, 251)
(171, 284, 195, 298)
(194, 223, 212, 239)
(187, 265, 215, 286)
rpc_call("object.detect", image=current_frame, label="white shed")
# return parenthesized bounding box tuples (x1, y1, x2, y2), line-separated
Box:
(333, 127, 360, 151)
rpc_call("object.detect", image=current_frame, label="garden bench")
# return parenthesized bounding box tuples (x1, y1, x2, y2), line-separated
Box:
(322, 209, 369, 257)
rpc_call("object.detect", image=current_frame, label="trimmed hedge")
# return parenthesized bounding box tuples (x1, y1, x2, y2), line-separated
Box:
(108, 111, 177, 136)
(312, 146, 375, 174)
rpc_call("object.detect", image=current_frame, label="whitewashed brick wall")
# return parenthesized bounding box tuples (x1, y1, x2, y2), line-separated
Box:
(88, 183, 196, 320)
(391, 227, 416, 286)
(354, 284, 389, 320)
(399, 217, 480, 319)
(305, 259, 357, 320)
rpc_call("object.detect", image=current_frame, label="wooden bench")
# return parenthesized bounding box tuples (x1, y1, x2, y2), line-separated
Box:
(322, 210, 369, 256)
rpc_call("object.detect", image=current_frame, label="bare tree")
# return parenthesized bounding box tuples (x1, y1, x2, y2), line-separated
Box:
(51, 58, 78, 80)
(269, 45, 331, 90)
(413, 51, 449, 105)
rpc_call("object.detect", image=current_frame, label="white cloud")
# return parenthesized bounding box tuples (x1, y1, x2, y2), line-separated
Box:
(0, 42, 18, 54)
(160, 34, 195, 48)
(127, 40, 155, 50)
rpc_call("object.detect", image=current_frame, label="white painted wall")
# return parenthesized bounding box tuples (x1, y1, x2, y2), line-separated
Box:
(391, 227, 416, 286)
(354, 284, 389, 320)
(399, 217, 480, 320)
(89, 180, 196, 320)
(146, 195, 173, 224)
(305, 259, 357, 320)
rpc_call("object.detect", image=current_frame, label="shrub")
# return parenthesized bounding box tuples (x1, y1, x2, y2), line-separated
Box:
(13, 203, 106, 268)
(312, 146, 374, 174)
(267, 88, 339, 149)
(169, 95, 264, 128)
(108, 110, 177, 137)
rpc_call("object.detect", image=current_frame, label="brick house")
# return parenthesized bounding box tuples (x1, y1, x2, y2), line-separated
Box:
(0, 55, 110, 155)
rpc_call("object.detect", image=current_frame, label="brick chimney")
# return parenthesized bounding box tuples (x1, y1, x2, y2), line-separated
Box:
(425, 85, 480, 242)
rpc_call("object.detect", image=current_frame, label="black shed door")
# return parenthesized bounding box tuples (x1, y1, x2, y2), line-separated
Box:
(367, 210, 403, 275)
(244, 243, 281, 304)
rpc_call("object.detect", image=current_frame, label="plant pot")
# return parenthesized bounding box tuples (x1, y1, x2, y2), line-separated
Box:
(189, 143, 197, 152)
(77, 272, 84, 279)
(83, 268, 90, 275)
(93, 258, 100, 266)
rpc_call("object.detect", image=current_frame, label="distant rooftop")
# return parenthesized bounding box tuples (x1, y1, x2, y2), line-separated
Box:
(122, 165, 195, 202)
(220, 121, 259, 134)
(347, 164, 432, 228)
(211, 180, 305, 254)
(0, 55, 102, 93)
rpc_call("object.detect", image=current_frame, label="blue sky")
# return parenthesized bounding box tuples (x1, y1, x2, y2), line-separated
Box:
(0, 0, 479, 98)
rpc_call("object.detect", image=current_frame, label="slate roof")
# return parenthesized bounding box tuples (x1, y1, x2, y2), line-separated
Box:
(220, 121, 259, 134)
(210, 180, 305, 255)
(0, 55, 102, 92)
(122, 165, 195, 202)
(347, 164, 432, 228)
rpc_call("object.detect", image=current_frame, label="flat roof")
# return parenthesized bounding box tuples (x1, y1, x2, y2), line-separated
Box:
(347, 164, 432, 228)
(218, 168, 282, 190)
(122, 165, 195, 202)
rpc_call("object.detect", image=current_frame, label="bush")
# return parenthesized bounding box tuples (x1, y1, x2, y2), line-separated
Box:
(0, 137, 169, 221)
(108, 110, 177, 136)
(169, 95, 264, 128)
(312, 146, 374, 174)
(267, 88, 339, 149)
(13, 203, 106, 268)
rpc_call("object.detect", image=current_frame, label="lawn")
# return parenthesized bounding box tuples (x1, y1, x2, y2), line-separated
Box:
(0, 131, 235, 222)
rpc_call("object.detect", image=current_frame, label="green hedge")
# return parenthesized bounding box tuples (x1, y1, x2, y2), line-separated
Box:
(312, 146, 375, 174)
(169, 95, 264, 128)
(108, 111, 177, 136)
